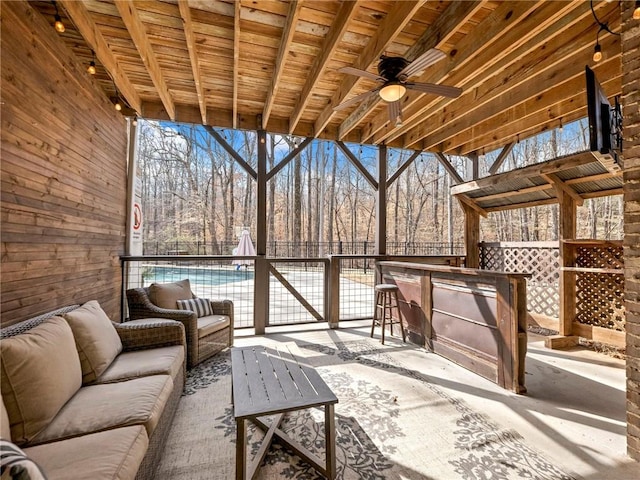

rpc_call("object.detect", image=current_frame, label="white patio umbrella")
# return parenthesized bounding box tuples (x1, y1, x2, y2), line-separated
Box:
(232, 230, 256, 268)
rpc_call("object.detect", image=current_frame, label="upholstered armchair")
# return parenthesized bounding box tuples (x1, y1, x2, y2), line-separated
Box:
(126, 279, 233, 368)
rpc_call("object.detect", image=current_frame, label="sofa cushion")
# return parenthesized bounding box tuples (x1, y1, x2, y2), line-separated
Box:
(31, 375, 173, 445)
(176, 297, 213, 317)
(0, 439, 47, 480)
(25, 426, 147, 480)
(0, 317, 82, 446)
(149, 279, 192, 309)
(197, 315, 230, 338)
(62, 301, 123, 384)
(95, 345, 184, 384)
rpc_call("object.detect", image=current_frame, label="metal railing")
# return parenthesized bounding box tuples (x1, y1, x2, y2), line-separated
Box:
(121, 254, 464, 329)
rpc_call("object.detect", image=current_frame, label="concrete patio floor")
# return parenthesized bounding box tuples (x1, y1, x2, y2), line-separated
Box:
(235, 321, 638, 480)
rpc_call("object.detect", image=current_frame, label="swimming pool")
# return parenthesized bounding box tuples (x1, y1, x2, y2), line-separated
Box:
(144, 265, 253, 286)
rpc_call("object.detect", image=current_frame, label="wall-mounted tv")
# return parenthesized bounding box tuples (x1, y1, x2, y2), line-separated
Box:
(585, 66, 623, 170)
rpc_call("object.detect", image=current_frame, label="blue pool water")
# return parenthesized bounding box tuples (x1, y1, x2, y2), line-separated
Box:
(145, 266, 253, 286)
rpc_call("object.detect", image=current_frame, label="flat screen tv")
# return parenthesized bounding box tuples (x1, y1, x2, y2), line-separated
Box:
(585, 66, 622, 169)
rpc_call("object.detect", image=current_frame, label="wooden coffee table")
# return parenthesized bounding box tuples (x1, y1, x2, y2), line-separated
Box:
(231, 343, 338, 480)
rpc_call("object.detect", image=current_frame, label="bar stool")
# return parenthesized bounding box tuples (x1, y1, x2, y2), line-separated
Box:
(371, 284, 406, 345)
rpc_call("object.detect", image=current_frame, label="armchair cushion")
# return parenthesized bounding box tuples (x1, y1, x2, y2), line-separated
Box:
(197, 315, 230, 338)
(176, 298, 213, 317)
(148, 279, 192, 309)
(62, 301, 123, 384)
(0, 317, 82, 446)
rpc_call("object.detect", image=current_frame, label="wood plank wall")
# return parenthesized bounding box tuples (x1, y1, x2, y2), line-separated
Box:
(1, 2, 128, 326)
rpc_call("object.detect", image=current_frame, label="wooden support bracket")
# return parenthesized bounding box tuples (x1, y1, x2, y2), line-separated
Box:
(541, 172, 584, 206)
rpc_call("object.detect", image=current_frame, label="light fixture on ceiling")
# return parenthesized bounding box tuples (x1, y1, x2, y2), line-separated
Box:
(114, 98, 122, 111)
(379, 82, 406, 103)
(52, 1, 65, 33)
(558, 119, 564, 134)
(87, 51, 96, 75)
(593, 29, 603, 62)
(634, 1, 640, 20)
(590, 1, 620, 63)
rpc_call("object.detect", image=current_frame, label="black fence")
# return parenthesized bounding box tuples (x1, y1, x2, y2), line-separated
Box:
(142, 240, 464, 257)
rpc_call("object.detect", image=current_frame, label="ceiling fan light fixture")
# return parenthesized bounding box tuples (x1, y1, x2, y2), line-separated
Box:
(379, 83, 406, 103)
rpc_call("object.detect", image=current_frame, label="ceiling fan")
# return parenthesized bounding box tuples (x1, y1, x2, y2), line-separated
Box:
(334, 48, 462, 127)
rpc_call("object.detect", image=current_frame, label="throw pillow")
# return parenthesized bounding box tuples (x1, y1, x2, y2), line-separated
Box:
(62, 301, 123, 384)
(148, 279, 193, 309)
(0, 439, 47, 480)
(176, 298, 213, 317)
(0, 317, 82, 446)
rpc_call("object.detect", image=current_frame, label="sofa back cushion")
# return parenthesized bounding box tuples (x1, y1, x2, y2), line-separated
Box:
(62, 301, 123, 384)
(148, 279, 193, 309)
(0, 316, 82, 445)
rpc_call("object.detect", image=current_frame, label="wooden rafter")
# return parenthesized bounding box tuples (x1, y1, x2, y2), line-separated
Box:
(267, 137, 313, 181)
(410, 5, 618, 152)
(115, 0, 175, 120)
(233, 0, 241, 129)
(451, 151, 598, 196)
(488, 143, 515, 175)
(338, 0, 484, 140)
(59, 0, 141, 113)
(262, 1, 304, 129)
(369, 0, 570, 147)
(457, 195, 488, 218)
(434, 153, 463, 185)
(178, 0, 206, 124)
(313, 0, 426, 136)
(458, 66, 621, 155)
(541, 172, 584, 206)
(288, 0, 360, 133)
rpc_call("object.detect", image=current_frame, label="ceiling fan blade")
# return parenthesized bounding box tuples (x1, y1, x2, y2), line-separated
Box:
(338, 66, 385, 82)
(399, 48, 447, 78)
(388, 100, 403, 128)
(333, 89, 379, 111)
(406, 82, 462, 98)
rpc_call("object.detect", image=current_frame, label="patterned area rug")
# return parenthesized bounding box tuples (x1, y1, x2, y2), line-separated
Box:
(156, 339, 575, 480)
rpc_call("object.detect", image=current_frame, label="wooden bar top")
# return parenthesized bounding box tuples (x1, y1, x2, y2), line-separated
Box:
(377, 260, 531, 279)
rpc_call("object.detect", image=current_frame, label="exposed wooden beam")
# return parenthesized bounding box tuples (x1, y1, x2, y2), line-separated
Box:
(457, 66, 621, 155)
(412, 9, 619, 152)
(233, 0, 241, 129)
(204, 126, 257, 180)
(115, 0, 175, 120)
(288, 1, 360, 133)
(485, 198, 558, 212)
(336, 142, 378, 189)
(313, 0, 427, 136)
(488, 143, 514, 175)
(581, 188, 623, 199)
(565, 171, 621, 185)
(388, 150, 422, 186)
(178, 0, 206, 124)
(262, 1, 304, 129)
(457, 194, 489, 218)
(476, 183, 552, 202)
(59, 0, 141, 113)
(267, 137, 313, 181)
(451, 151, 597, 196)
(338, 0, 484, 140)
(434, 153, 464, 185)
(541, 172, 584, 206)
(371, 0, 579, 147)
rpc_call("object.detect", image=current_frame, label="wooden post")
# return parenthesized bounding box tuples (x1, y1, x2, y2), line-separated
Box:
(376, 144, 387, 255)
(328, 256, 340, 329)
(546, 189, 578, 348)
(462, 203, 480, 268)
(254, 129, 268, 334)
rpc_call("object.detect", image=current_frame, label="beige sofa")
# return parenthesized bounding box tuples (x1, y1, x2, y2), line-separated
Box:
(0, 301, 186, 480)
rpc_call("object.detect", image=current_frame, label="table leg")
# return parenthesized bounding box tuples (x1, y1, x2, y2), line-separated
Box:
(325, 404, 336, 480)
(236, 417, 247, 480)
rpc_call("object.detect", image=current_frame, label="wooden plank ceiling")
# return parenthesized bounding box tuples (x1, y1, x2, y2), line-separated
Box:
(33, 0, 622, 156)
